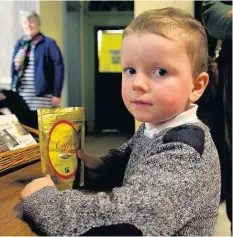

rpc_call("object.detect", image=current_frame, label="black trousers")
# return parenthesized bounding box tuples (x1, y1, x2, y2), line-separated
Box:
(221, 62, 232, 223)
(23, 110, 38, 129)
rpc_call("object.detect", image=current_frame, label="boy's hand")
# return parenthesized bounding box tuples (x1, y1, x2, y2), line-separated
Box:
(76, 150, 103, 169)
(20, 174, 56, 202)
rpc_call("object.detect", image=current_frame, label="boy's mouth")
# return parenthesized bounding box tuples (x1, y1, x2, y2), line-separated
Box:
(132, 99, 153, 106)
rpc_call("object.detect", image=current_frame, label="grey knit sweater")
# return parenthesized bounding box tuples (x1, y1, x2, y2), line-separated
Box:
(23, 121, 221, 236)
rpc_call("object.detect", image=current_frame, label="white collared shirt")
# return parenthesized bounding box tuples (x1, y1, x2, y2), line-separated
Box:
(144, 104, 199, 138)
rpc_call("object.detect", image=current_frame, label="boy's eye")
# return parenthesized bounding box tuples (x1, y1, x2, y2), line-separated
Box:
(124, 68, 136, 75)
(153, 68, 168, 77)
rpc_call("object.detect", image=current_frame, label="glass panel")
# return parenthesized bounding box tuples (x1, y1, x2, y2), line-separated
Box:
(97, 30, 123, 73)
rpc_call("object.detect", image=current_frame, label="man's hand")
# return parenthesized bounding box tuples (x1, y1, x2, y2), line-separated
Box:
(0, 92, 6, 100)
(228, 10, 232, 18)
(77, 150, 103, 169)
(20, 174, 56, 202)
(51, 96, 61, 107)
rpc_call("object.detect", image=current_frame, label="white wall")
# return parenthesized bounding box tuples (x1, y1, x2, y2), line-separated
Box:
(135, 1, 194, 16)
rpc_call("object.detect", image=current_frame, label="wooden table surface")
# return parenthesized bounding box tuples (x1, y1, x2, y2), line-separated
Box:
(0, 161, 42, 236)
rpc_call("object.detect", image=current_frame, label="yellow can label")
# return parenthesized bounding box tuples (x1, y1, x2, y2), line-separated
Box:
(47, 120, 79, 179)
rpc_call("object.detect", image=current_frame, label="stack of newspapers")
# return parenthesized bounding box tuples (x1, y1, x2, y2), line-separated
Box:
(0, 114, 37, 153)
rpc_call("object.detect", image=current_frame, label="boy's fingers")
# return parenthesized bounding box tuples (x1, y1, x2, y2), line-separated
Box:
(76, 150, 86, 161)
(45, 174, 52, 181)
(45, 174, 54, 185)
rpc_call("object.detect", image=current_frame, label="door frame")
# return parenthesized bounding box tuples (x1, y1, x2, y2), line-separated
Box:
(94, 26, 134, 133)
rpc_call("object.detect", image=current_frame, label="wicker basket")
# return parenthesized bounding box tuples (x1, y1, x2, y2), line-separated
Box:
(0, 125, 40, 173)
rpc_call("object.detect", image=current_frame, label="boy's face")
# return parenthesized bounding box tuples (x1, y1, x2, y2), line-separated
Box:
(121, 33, 195, 125)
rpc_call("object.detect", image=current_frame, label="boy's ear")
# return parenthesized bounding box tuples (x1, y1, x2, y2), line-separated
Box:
(188, 72, 209, 103)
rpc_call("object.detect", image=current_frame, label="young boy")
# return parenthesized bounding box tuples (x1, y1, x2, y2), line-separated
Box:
(20, 8, 221, 236)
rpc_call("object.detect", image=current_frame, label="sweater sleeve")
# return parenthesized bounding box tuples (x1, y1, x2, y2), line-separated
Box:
(23, 142, 218, 236)
(84, 141, 132, 191)
(48, 40, 64, 98)
(11, 41, 21, 88)
(84, 125, 144, 191)
(202, 1, 232, 40)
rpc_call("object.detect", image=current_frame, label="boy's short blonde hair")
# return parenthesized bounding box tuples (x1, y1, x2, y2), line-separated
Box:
(123, 7, 208, 77)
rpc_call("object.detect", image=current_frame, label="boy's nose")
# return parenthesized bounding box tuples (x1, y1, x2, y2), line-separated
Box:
(132, 74, 150, 92)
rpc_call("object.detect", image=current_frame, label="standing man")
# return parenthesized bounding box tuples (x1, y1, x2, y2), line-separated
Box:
(202, 0, 232, 227)
(11, 10, 64, 128)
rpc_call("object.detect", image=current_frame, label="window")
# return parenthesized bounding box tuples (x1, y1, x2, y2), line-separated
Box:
(0, 1, 38, 89)
(97, 30, 123, 73)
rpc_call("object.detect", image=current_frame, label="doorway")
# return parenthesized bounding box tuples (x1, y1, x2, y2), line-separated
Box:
(94, 26, 134, 134)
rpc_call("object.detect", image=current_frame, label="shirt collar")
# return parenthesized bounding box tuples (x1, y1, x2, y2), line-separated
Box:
(144, 103, 199, 138)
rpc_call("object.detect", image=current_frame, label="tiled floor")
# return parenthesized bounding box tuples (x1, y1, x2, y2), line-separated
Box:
(85, 132, 231, 236)
(85, 132, 131, 156)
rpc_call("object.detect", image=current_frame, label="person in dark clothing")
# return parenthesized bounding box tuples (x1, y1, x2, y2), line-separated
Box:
(201, 0, 232, 225)
(0, 89, 37, 129)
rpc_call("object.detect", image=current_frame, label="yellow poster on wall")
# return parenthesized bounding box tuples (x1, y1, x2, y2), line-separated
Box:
(98, 30, 123, 73)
